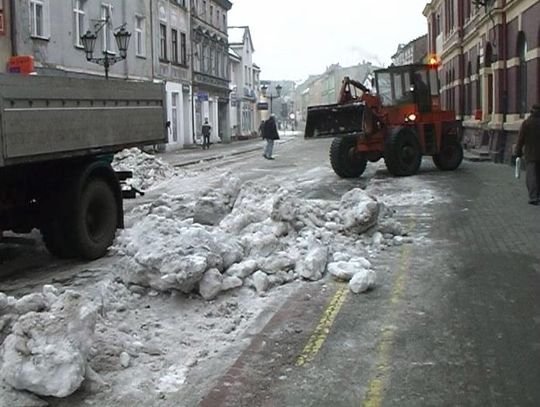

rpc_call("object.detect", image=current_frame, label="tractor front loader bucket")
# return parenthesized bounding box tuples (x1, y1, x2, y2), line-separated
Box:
(304, 102, 364, 139)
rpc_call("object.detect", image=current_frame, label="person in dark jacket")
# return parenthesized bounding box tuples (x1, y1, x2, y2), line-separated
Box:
(262, 115, 280, 160)
(516, 104, 540, 205)
(201, 118, 212, 150)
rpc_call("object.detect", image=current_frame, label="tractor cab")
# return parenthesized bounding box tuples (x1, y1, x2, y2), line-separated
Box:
(374, 64, 440, 113)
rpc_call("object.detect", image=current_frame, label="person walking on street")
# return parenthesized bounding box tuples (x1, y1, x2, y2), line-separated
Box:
(263, 115, 280, 160)
(516, 104, 540, 205)
(202, 118, 212, 150)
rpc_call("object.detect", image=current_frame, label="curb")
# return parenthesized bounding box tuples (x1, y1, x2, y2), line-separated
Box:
(172, 146, 262, 168)
(171, 139, 293, 168)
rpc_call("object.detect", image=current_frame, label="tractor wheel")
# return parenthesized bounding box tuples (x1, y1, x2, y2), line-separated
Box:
(433, 140, 463, 171)
(384, 129, 422, 176)
(329, 136, 368, 178)
(69, 178, 118, 260)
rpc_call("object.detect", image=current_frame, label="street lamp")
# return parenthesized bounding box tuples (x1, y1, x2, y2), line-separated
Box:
(260, 84, 282, 114)
(81, 17, 131, 80)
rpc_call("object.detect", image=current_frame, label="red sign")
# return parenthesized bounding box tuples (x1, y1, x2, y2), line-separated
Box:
(8, 56, 35, 75)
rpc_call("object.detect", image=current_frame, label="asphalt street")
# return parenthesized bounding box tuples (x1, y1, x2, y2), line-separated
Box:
(190, 137, 540, 407)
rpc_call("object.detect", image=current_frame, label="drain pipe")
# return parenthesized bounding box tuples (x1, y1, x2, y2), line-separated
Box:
(9, 0, 17, 56)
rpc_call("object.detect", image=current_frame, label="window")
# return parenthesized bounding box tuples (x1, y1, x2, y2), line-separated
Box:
(159, 23, 167, 60)
(376, 72, 392, 105)
(171, 29, 179, 63)
(30, 0, 48, 38)
(101, 4, 113, 53)
(202, 0, 206, 16)
(223, 14, 226, 29)
(180, 33, 187, 65)
(74, 0, 85, 46)
(210, 5, 213, 23)
(217, 10, 220, 29)
(135, 16, 146, 56)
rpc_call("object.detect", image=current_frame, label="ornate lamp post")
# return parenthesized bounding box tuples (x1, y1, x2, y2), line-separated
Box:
(80, 17, 131, 80)
(260, 84, 282, 115)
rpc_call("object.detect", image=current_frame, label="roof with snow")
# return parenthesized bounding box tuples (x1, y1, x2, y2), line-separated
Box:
(229, 48, 241, 61)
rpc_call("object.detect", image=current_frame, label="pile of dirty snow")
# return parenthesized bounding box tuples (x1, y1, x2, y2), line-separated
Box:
(115, 176, 408, 299)
(0, 287, 98, 400)
(112, 148, 178, 190)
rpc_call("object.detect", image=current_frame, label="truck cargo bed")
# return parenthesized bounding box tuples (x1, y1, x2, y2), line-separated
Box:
(0, 74, 167, 167)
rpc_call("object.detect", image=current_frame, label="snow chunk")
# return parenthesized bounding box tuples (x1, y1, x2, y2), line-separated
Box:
(296, 246, 328, 281)
(349, 269, 376, 294)
(340, 189, 380, 234)
(119, 352, 131, 368)
(260, 252, 296, 274)
(0, 293, 9, 313)
(112, 148, 177, 190)
(221, 276, 243, 291)
(252, 271, 270, 294)
(1, 291, 97, 397)
(225, 260, 258, 279)
(115, 215, 243, 293)
(198, 269, 223, 301)
(328, 257, 372, 281)
(14, 293, 47, 315)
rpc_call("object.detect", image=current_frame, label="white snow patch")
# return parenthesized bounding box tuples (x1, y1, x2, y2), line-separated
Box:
(156, 365, 188, 393)
(112, 148, 179, 191)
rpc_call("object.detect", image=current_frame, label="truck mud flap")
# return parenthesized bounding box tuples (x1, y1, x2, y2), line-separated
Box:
(304, 102, 364, 139)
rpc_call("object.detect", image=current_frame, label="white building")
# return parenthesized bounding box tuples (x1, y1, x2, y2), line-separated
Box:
(153, 0, 192, 151)
(228, 26, 259, 138)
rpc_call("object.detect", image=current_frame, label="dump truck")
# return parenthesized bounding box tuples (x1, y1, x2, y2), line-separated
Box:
(0, 74, 167, 260)
(305, 63, 463, 177)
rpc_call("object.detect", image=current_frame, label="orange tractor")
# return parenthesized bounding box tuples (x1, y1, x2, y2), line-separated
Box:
(304, 63, 463, 177)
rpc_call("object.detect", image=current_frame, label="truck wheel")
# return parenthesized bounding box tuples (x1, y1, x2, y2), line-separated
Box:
(329, 136, 367, 178)
(384, 129, 422, 176)
(433, 141, 463, 171)
(41, 220, 76, 259)
(71, 178, 118, 260)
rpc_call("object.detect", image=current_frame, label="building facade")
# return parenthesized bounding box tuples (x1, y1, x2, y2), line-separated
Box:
(191, 0, 232, 144)
(391, 34, 428, 66)
(153, 0, 192, 150)
(423, 0, 540, 162)
(228, 25, 259, 138)
(0, 0, 240, 150)
(10, 0, 153, 80)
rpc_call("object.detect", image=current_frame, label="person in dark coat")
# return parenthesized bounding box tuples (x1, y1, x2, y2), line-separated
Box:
(262, 115, 280, 160)
(201, 118, 212, 150)
(516, 104, 540, 205)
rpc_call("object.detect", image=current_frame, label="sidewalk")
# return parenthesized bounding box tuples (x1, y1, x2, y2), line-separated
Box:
(158, 131, 299, 167)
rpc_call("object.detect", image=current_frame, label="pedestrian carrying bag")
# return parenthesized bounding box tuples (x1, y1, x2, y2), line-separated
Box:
(515, 157, 521, 179)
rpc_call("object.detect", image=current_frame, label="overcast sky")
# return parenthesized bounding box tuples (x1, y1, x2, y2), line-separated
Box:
(228, 0, 429, 82)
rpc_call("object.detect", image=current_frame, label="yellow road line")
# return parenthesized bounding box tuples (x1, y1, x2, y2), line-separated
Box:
(362, 242, 413, 407)
(295, 284, 349, 367)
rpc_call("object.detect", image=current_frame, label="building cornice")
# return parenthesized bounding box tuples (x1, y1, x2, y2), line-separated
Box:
(213, 0, 232, 11)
